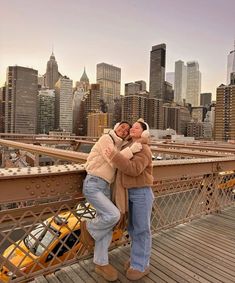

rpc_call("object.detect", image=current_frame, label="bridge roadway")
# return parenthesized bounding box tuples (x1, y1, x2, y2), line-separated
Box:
(31, 206, 235, 283)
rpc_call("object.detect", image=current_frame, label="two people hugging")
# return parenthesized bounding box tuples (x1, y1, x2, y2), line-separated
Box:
(80, 118, 154, 281)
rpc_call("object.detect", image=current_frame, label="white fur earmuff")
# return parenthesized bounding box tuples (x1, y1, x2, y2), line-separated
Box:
(137, 118, 150, 138)
(113, 122, 120, 131)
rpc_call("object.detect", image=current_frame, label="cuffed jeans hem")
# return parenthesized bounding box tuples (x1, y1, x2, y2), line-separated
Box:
(130, 264, 150, 272)
(93, 260, 109, 266)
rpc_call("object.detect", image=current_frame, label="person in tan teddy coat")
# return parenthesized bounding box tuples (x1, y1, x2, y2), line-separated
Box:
(105, 118, 154, 281)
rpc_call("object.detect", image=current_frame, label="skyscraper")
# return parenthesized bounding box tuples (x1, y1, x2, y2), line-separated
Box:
(122, 94, 148, 125)
(166, 72, 175, 87)
(73, 69, 90, 135)
(112, 98, 122, 127)
(85, 84, 101, 113)
(0, 86, 5, 133)
(163, 104, 180, 132)
(186, 61, 201, 106)
(174, 60, 187, 104)
(75, 68, 90, 92)
(191, 106, 207, 122)
(135, 80, 146, 92)
(227, 41, 235, 84)
(37, 89, 55, 134)
(200, 93, 212, 108)
(179, 105, 191, 135)
(186, 121, 204, 138)
(149, 43, 166, 99)
(96, 62, 121, 110)
(5, 66, 38, 133)
(147, 98, 163, 130)
(125, 80, 146, 95)
(82, 84, 101, 135)
(87, 112, 111, 137)
(214, 76, 235, 141)
(163, 81, 174, 103)
(45, 52, 60, 89)
(55, 76, 73, 132)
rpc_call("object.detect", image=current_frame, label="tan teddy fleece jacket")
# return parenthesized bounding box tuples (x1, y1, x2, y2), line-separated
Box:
(111, 138, 153, 214)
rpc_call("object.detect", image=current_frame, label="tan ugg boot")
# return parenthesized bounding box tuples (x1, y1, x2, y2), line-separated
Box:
(80, 221, 95, 251)
(126, 267, 150, 280)
(95, 264, 118, 281)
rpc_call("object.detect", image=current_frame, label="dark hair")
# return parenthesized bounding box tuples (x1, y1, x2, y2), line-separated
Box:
(119, 121, 132, 128)
(137, 121, 147, 131)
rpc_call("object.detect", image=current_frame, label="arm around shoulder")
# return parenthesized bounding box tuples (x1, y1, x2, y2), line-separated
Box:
(111, 146, 152, 176)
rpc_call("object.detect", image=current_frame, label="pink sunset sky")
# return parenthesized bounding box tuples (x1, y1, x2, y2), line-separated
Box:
(0, 0, 235, 98)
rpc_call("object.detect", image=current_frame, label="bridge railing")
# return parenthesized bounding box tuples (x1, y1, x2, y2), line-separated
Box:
(1, 137, 234, 166)
(0, 151, 235, 281)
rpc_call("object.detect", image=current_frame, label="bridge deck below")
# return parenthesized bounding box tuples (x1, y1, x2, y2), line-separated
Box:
(32, 206, 235, 283)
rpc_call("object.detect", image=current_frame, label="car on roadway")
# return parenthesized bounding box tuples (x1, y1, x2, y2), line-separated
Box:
(0, 203, 123, 282)
(218, 171, 235, 191)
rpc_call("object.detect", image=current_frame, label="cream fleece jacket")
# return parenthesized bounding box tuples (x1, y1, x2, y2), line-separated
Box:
(85, 130, 133, 184)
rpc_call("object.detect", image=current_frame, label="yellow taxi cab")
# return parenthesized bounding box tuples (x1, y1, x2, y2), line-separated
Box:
(0, 203, 123, 282)
(218, 171, 235, 190)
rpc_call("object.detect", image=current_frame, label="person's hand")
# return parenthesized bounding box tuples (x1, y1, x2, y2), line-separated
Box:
(105, 146, 113, 158)
(130, 142, 142, 153)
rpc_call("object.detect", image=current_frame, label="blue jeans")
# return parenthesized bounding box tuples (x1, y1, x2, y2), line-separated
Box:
(83, 174, 120, 265)
(128, 187, 154, 272)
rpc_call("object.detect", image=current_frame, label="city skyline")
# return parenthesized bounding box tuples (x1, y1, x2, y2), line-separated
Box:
(1, 0, 235, 99)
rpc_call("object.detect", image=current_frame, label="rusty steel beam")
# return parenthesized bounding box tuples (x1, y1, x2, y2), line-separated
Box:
(178, 140, 235, 149)
(153, 156, 235, 179)
(0, 133, 98, 141)
(0, 138, 96, 145)
(151, 142, 235, 154)
(0, 164, 86, 203)
(10, 139, 74, 144)
(1, 138, 228, 164)
(0, 139, 88, 163)
(1, 157, 235, 204)
(151, 146, 228, 158)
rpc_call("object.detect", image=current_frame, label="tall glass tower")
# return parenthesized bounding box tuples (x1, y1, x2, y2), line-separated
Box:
(149, 44, 166, 99)
(5, 66, 38, 133)
(227, 41, 235, 84)
(96, 62, 121, 116)
(46, 52, 59, 89)
(174, 60, 187, 104)
(186, 61, 201, 106)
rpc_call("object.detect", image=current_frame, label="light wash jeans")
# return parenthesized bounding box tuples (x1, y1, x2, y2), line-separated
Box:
(83, 174, 120, 265)
(128, 187, 154, 272)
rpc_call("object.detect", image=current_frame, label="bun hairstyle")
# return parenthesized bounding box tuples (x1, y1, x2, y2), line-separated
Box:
(137, 118, 150, 138)
(113, 121, 132, 131)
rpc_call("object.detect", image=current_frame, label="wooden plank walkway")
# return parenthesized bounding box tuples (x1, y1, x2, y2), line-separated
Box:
(32, 206, 235, 283)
